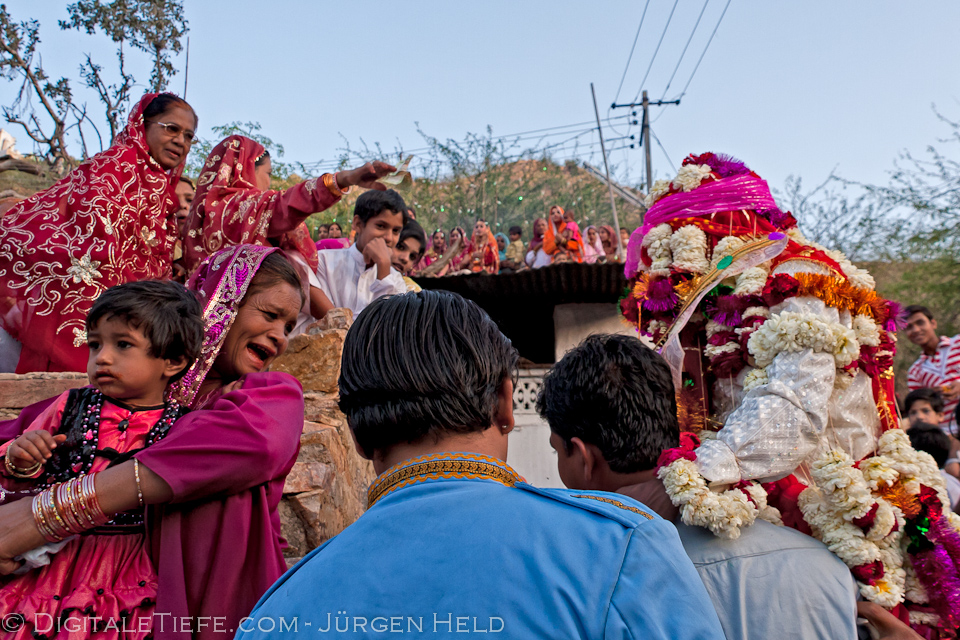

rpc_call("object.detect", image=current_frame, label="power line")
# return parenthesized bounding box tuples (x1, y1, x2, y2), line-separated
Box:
(629, 0, 680, 106)
(659, 0, 710, 101)
(650, 129, 676, 174)
(612, 0, 651, 105)
(677, 0, 732, 100)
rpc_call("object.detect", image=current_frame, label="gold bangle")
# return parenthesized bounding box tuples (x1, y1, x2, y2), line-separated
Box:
(41, 489, 69, 541)
(322, 172, 345, 198)
(81, 473, 108, 526)
(133, 459, 144, 508)
(4, 447, 41, 478)
(32, 494, 60, 542)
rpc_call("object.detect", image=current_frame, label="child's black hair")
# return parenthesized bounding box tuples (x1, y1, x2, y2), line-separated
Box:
(904, 387, 945, 415)
(354, 189, 408, 224)
(536, 334, 678, 473)
(907, 422, 952, 468)
(339, 291, 518, 458)
(399, 220, 427, 261)
(508, 225, 522, 237)
(86, 280, 203, 381)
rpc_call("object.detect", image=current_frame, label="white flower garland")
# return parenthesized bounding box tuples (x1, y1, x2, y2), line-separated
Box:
(674, 163, 713, 192)
(734, 265, 770, 296)
(642, 223, 673, 274)
(644, 179, 672, 208)
(742, 368, 769, 393)
(747, 311, 860, 369)
(710, 236, 745, 269)
(852, 315, 881, 347)
(670, 225, 710, 274)
(658, 458, 762, 539)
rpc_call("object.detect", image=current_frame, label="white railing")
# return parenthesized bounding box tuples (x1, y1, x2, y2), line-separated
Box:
(513, 369, 550, 414)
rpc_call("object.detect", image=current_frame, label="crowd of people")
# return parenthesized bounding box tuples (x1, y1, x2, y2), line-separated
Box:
(0, 90, 956, 640)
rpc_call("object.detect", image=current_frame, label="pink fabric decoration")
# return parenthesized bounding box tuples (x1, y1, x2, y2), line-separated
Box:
(625, 174, 778, 277)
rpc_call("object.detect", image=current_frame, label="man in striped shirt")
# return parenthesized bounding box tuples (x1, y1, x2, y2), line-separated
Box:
(905, 305, 960, 434)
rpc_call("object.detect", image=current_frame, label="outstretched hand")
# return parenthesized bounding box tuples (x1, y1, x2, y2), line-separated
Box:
(857, 602, 922, 640)
(336, 161, 397, 191)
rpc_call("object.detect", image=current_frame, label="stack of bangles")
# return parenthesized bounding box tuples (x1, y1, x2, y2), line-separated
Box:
(32, 474, 110, 542)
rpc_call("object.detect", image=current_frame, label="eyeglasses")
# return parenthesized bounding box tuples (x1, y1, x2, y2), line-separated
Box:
(148, 121, 196, 143)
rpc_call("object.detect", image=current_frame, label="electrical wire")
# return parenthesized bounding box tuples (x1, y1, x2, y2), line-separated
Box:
(629, 0, 680, 106)
(659, 0, 709, 101)
(677, 0, 732, 100)
(650, 129, 676, 174)
(612, 0, 651, 106)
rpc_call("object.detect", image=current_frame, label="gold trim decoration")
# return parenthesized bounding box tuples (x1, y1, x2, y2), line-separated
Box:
(367, 453, 524, 507)
(570, 494, 654, 519)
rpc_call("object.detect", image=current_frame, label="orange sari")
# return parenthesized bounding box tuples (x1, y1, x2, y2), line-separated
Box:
(543, 219, 583, 263)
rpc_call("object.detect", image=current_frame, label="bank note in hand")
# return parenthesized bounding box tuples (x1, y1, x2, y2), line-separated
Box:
(377, 155, 413, 191)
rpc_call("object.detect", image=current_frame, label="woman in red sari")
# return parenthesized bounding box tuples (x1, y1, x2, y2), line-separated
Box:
(448, 226, 472, 273)
(182, 135, 394, 274)
(467, 219, 500, 274)
(0, 93, 196, 373)
(0, 245, 309, 639)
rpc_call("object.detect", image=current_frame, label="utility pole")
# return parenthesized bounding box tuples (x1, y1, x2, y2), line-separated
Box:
(183, 37, 190, 98)
(642, 91, 652, 192)
(591, 82, 624, 262)
(611, 93, 680, 194)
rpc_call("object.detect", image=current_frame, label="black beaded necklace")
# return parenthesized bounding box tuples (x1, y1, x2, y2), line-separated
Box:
(42, 388, 184, 488)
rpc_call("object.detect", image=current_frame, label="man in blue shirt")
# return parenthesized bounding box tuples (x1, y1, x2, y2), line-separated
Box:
(238, 291, 724, 639)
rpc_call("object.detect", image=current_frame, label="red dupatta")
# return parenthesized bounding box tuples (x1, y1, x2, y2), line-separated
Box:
(183, 135, 327, 274)
(0, 93, 183, 373)
(469, 229, 500, 274)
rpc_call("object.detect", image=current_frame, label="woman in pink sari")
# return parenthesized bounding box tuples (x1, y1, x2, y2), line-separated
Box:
(582, 225, 605, 263)
(182, 136, 392, 273)
(0, 245, 308, 639)
(0, 93, 195, 373)
(448, 227, 472, 273)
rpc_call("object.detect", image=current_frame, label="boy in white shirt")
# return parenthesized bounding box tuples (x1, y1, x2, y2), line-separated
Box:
(313, 189, 408, 319)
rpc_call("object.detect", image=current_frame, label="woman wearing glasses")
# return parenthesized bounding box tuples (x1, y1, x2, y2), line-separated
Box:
(0, 92, 198, 374)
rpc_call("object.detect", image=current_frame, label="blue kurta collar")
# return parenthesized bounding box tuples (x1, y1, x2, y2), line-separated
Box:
(367, 452, 525, 507)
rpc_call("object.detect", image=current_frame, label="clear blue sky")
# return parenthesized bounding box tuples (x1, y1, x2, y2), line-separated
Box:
(5, 1, 960, 193)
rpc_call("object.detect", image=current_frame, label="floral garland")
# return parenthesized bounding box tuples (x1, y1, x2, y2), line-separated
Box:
(746, 310, 861, 370)
(656, 433, 783, 539)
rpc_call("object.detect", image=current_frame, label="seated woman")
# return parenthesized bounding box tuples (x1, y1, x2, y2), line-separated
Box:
(525, 218, 550, 268)
(543, 205, 583, 264)
(467, 220, 500, 275)
(0, 92, 197, 373)
(599, 225, 620, 263)
(447, 226, 472, 273)
(182, 135, 393, 273)
(583, 225, 605, 264)
(0, 245, 308, 639)
(416, 229, 447, 275)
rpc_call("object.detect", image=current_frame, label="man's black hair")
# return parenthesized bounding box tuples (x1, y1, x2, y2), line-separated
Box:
(907, 422, 951, 469)
(354, 189, 408, 225)
(509, 225, 522, 237)
(536, 334, 678, 473)
(339, 290, 518, 458)
(399, 219, 427, 261)
(86, 280, 203, 381)
(904, 387, 946, 415)
(905, 305, 935, 321)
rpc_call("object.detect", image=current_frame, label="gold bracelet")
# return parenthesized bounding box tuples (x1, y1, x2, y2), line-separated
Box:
(133, 459, 144, 507)
(4, 447, 41, 478)
(57, 482, 84, 533)
(41, 489, 70, 541)
(322, 172, 345, 198)
(80, 473, 108, 526)
(32, 494, 61, 542)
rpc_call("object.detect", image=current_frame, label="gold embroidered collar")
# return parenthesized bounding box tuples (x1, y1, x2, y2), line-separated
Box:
(367, 452, 525, 508)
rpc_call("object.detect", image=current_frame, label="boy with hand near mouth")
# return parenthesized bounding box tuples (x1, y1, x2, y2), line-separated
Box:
(313, 189, 409, 319)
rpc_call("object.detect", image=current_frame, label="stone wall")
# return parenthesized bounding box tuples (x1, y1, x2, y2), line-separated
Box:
(0, 308, 375, 567)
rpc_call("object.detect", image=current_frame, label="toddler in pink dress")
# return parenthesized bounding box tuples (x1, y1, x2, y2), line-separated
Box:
(0, 280, 202, 639)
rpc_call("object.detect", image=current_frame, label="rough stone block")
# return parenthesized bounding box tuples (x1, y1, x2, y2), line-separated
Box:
(0, 372, 88, 409)
(269, 329, 347, 393)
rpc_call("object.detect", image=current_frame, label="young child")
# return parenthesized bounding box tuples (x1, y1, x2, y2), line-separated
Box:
(0, 280, 202, 630)
(313, 189, 409, 318)
(391, 219, 427, 277)
(502, 225, 526, 271)
(907, 422, 960, 510)
(904, 387, 960, 478)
